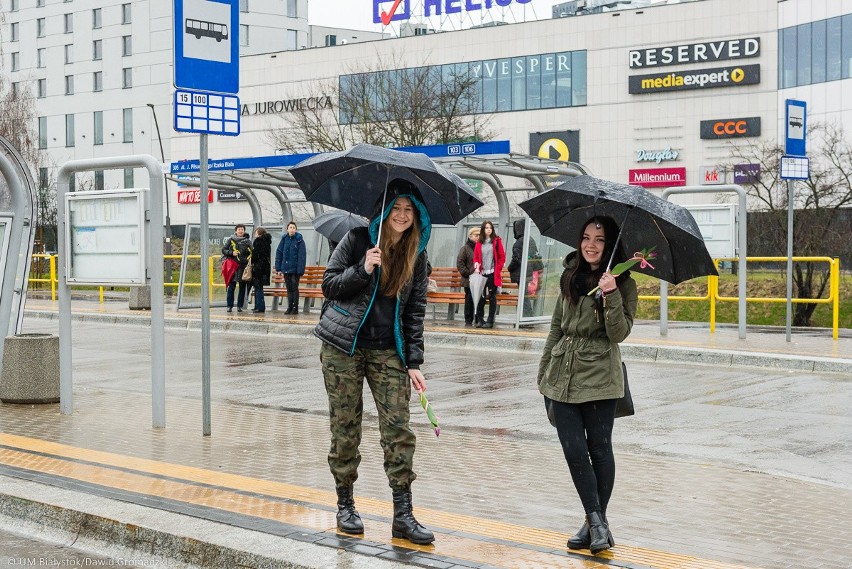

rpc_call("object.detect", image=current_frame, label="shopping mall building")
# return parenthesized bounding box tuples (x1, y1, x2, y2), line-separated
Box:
(164, 0, 851, 226)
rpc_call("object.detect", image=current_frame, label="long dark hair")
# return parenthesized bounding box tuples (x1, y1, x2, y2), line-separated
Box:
(561, 216, 627, 305)
(478, 220, 498, 243)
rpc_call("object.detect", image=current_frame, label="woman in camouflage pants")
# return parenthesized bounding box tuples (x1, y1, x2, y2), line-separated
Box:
(313, 179, 434, 545)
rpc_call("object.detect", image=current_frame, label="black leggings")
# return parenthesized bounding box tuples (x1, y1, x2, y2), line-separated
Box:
(547, 397, 617, 515)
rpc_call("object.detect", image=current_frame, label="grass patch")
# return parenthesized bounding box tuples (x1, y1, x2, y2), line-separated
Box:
(633, 271, 850, 329)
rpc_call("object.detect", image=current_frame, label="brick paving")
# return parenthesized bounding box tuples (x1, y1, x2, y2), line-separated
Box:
(1, 306, 850, 568)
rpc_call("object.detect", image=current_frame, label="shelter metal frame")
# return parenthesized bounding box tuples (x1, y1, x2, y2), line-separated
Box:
(167, 152, 590, 327)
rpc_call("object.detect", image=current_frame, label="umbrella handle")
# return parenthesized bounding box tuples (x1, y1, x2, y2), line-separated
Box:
(605, 205, 634, 273)
(375, 166, 391, 249)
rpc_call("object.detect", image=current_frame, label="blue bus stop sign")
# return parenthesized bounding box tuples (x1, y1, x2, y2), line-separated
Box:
(174, 0, 239, 94)
(784, 99, 806, 157)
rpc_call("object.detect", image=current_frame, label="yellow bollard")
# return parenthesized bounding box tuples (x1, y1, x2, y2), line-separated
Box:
(50, 255, 57, 301)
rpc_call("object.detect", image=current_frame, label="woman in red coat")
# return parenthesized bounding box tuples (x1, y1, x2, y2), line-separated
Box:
(472, 220, 506, 328)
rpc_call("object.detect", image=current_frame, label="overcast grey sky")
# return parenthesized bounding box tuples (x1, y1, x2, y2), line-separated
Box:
(306, 0, 571, 32)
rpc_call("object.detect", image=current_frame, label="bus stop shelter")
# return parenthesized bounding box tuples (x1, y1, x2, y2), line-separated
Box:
(168, 141, 590, 326)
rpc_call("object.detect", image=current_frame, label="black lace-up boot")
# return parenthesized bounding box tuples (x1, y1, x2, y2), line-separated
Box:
(391, 488, 434, 544)
(335, 486, 364, 535)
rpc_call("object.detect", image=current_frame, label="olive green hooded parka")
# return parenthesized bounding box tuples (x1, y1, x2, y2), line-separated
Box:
(537, 252, 639, 404)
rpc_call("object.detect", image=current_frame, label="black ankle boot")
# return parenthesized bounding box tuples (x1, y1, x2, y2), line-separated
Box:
(391, 488, 434, 544)
(567, 521, 590, 549)
(335, 486, 364, 535)
(567, 511, 610, 550)
(587, 511, 614, 554)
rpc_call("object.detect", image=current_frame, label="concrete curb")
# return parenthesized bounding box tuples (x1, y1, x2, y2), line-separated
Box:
(25, 309, 852, 375)
(0, 476, 406, 569)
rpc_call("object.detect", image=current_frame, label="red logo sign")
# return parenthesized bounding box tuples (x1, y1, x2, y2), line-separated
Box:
(628, 167, 687, 188)
(177, 189, 214, 204)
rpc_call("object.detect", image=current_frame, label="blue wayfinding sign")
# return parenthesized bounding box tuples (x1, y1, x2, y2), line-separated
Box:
(171, 141, 513, 174)
(174, 0, 239, 94)
(785, 99, 806, 157)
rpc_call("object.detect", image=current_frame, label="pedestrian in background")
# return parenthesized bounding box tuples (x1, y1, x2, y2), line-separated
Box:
(537, 216, 637, 555)
(456, 226, 480, 327)
(275, 221, 307, 314)
(222, 224, 252, 313)
(250, 227, 272, 313)
(472, 220, 505, 328)
(314, 179, 434, 545)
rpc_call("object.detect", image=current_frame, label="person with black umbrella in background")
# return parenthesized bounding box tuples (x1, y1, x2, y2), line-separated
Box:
(537, 216, 638, 555)
(313, 178, 435, 545)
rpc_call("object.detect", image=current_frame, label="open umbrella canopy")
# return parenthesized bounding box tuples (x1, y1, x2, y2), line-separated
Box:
(311, 210, 368, 244)
(290, 144, 483, 225)
(518, 175, 718, 284)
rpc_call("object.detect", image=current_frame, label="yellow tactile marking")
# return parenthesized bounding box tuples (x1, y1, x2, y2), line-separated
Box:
(0, 433, 758, 569)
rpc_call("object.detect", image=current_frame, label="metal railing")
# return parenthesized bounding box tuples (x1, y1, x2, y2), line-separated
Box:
(638, 256, 841, 339)
(27, 254, 842, 338)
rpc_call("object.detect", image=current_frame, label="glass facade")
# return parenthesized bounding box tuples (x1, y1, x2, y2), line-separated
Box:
(779, 14, 852, 88)
(339, 50, 586, 124)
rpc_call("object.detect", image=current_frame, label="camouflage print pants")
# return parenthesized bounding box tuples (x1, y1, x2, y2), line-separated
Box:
(320, 343, 417, 491)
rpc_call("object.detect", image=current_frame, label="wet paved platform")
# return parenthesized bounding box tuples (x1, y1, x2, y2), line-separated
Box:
(0, 298, 849, 568)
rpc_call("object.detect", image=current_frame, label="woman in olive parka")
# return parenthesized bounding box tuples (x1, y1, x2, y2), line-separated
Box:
(537, 216, 638, 555)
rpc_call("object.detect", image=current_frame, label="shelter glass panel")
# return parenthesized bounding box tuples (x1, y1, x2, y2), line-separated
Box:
(178, 223, 255, 309)
(523, 221, 572, 322)
(425, 225, 465, 269)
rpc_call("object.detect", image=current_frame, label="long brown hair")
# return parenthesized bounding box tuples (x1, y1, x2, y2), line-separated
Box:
(561, 216, 626, 306)
(379, 196, 421, 298)
(478, 220, 498, 243)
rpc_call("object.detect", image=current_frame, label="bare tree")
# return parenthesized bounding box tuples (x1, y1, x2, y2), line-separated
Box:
(267, 56, 492, 153)
(0, 14, 51, 245)
(725, 121, 852, 325)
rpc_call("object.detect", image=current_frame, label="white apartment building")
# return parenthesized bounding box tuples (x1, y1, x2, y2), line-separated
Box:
(1, 0, 384, 195)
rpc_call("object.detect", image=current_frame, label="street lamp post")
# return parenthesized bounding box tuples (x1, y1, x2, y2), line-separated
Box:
(147, 103, 173, 288)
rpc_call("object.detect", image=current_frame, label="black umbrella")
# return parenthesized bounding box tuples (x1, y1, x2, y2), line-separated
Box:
(290, 144, 483, 226)
(312, 210, 368, 243)
(518, 175, 718, 284)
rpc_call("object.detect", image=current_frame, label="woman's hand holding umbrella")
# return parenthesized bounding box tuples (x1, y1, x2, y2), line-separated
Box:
(364, 247, 382, 274)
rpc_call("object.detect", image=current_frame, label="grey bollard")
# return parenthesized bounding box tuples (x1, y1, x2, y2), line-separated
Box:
(129, 285, 152, 310)
(0, 334, 60, 404)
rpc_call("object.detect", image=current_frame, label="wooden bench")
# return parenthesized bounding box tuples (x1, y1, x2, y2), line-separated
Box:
(263, 265, 326, 312)
(426, 267, 524, 320)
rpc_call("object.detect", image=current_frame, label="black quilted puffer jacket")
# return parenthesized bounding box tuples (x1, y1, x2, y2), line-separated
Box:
(313, 222, 429, 369)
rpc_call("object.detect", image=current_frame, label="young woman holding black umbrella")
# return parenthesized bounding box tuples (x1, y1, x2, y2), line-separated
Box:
(538, 216, 638, 554)
(313, 178, 435, 545)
